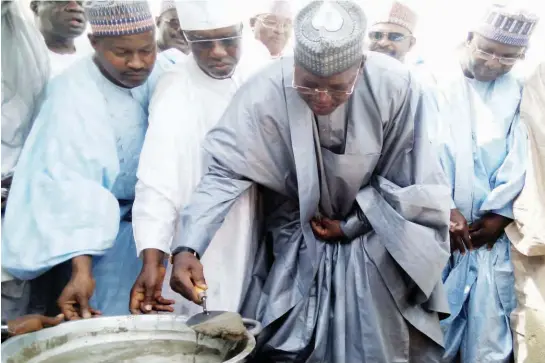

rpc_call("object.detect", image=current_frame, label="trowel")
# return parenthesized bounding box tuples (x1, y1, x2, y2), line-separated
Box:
(186, 287, 260, 341)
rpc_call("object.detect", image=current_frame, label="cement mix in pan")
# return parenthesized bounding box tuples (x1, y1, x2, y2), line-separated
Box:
(1, 316, 255, 363)
(34, 340, 224, 363)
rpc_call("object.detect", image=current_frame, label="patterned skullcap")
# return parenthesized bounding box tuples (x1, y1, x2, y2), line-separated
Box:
(373, 1, 418, 34)
(476, 3, 539, 47)
(84, 0, 155, 37)
(294, 1, 366, 77)
(160, 0, 176, 16)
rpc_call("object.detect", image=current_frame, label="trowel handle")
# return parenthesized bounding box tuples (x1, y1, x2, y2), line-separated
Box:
(194, 286, 207, 295)
(242, 318, 262, 336)
(194, 286, 207, 301)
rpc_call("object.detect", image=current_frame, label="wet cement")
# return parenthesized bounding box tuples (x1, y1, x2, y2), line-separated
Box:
(34, 340, 224, 363)
(190, 312, 246, 342)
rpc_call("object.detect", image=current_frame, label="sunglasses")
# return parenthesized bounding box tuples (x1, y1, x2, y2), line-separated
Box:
(368, 31, 409, 42)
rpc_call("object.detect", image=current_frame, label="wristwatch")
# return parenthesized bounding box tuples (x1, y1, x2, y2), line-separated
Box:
(1, 323, 11, 342)
(169, 246, 200, 264)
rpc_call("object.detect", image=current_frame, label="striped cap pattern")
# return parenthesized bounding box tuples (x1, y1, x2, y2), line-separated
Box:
(374, 1, 418, 34)
(294, 1, 366, 77)
(84, 0, 155, 37)
(476, 4, 539, 47)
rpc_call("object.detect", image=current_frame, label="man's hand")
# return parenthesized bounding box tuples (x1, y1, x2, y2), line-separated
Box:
(7, 314, 64, 336)
(130, 249, 175, 314)
(311, 217, 345, 241)
(170, 251, 207, 305)
(58, 256, 101, 320)
(449, 209, 473, 254)
(469, 213, 512, 250)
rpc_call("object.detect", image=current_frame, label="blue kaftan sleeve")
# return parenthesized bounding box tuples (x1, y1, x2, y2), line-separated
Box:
(1, 75, 121, 281)
(480, 113, 527, 219)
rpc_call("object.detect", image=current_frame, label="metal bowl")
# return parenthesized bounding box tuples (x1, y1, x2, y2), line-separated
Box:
(1, 315, 260, 363)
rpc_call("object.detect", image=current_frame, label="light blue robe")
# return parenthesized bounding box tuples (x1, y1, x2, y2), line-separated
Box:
(173, 54, 451, 362)
(431, 61, 527, 363)
(1, 54, 173, 316)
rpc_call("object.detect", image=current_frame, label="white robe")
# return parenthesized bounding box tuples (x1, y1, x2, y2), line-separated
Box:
(505, 62, 545, 363)
(48, 35, 93, 78)
(133, 50, 269, 315)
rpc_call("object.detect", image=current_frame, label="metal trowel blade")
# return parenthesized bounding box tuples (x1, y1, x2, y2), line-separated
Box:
(186, 310, 227, 327)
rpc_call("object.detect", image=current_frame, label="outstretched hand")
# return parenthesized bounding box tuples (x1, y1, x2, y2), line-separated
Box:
(130, 261, 175, 314)
(7, 314, 64, 336)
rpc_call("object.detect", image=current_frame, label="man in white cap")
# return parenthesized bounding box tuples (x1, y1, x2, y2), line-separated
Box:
(250, 0, 294, 58)
(130, 0, 269, 316)
(156, 0, 189, 56)
(429, 4, 538, 362)
(166, 1, 451, 361)
(506, 61, 545, 363)
(2, 0, 175, 320)
(367, 0, 418, 63)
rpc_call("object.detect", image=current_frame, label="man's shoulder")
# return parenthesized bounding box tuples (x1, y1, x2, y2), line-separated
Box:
(234, 57, 285, 97)
(152, 60, 196, 94)
(47, 56, 96, 92)
(39, 58, 106, 126)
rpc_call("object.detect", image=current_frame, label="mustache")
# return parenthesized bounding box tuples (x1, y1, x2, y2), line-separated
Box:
(370, 46, 395, 54)
(208, 60, 235, 67)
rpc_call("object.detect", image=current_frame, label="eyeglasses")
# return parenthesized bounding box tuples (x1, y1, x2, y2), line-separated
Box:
(184, 34, 242, 50)
(291, 68, 361, 98)
(368, 31, 410, 42)
(471, 45, 524, 66)
(256, 15, 293, 32)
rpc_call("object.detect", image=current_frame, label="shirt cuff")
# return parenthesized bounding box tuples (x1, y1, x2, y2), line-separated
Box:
(490, 205, 514, 220)
(135, 236, 171, 258)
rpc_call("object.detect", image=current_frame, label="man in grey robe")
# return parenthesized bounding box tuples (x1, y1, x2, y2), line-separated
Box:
(169, 1, 451, 362)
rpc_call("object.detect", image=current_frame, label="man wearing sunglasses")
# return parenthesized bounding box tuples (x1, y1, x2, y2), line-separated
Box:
(168, 1, 451, 362)
(367, 0, 417, 63)
(250, 0, 293, 58)
(156, 0, 190, 56)
(132, 0, 269, 317)
(429, 4, 538, 363)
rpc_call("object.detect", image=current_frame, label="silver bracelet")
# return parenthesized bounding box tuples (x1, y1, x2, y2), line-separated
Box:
(1, 325, 10, 334)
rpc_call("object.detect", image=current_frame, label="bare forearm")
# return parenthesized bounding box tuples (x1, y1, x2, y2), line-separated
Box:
(71, 255, 92, 276)
(142, 248, 165, 267)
